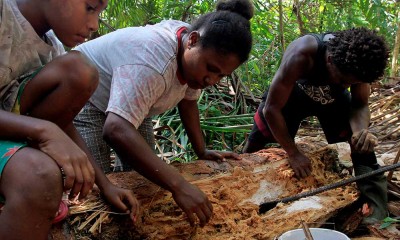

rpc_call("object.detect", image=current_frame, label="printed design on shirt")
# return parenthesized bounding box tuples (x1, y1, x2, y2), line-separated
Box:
(297, 82, 335, 105)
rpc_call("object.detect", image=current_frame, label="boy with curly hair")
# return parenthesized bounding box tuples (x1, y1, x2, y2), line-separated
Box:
(244, 27, 389, 223)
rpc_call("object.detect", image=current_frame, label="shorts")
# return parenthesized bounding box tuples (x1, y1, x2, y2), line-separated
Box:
(74, 102, 156, 173)
(0, 141, 27, 178)
(1, 68, 41, 112)
(74, 102, 111, 172)
(248, 83, 352, 146)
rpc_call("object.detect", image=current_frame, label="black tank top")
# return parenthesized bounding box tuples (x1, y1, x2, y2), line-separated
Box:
(296, 33, 346, 105)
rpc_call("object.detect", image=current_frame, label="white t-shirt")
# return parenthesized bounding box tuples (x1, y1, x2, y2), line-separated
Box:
(75, 20, 201, 128)
(0, 0, 65, 110)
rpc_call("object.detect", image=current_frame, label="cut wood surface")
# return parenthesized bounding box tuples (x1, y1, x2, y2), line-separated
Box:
(51, 146, 358, 240)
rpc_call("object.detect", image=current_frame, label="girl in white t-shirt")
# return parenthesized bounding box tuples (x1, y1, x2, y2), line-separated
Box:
(75, 0, 254, 227)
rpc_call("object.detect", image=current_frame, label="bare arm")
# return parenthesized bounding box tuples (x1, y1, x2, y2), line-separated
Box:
(104, 112, 212, 227)
(177, 99, 206, 156)
(349, 83, 371, 132)
(178, 99, 240, 161)
(0, 110, 95, 198)
(349, 83, 377, 152)
(0, 110, 56, 141)
(264, 36, 316, 177)
(65, 124, 139, 222)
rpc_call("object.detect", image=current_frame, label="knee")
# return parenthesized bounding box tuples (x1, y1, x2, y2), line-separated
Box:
(5, 149, 63, 205)
(58, 51, 99, 99)
(29, 154, 63, 196)
(29, 153, 62, 181)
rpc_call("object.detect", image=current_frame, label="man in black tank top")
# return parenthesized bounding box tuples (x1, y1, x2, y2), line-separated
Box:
(244, 28, 389, 224)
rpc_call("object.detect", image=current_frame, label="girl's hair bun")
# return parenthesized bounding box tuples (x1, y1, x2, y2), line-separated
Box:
(216, 0, 254, 20)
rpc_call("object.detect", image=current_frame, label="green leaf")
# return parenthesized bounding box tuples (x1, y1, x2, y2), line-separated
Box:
(379, 221, 392, 229)
(383, 217, 400, 223)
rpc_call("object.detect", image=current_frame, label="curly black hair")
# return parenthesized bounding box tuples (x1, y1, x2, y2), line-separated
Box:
(189, 0, 254, 63)
(326, 27, 389, 83)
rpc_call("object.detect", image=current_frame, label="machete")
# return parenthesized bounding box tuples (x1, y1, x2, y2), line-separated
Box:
(259, 161, 400, 214)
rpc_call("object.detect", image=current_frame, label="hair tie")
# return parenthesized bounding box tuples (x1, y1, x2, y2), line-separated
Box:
(212, 19, 228, 25)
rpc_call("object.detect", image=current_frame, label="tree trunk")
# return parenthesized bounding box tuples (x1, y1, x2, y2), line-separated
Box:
(293, 0, 306, 35)
(54, 145, 358, 240)
(390, 9, 400, 81)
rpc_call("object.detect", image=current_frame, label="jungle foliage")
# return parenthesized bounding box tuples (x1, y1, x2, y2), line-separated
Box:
(99, 0, 400, 162)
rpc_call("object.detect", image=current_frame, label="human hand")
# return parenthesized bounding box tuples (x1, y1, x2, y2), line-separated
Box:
(351, 129, 378, 153)
(36, 123, 95, 200)
(102, 183, 140, 223)
(172, 182, 213, 227)
(288, 151, 312, 178)
(198, 149, 241, 162)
